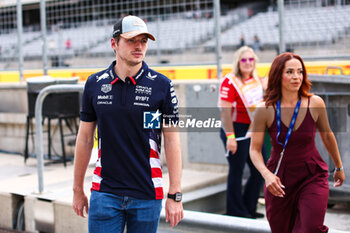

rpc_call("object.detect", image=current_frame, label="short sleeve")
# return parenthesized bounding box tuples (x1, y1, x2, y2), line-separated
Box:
(219, 77, 235, 103)
(161, 81, 179, 125)
(80, 77, 97, 122)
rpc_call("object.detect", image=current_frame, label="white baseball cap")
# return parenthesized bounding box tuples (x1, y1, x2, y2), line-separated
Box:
(113, 15, 155, 41)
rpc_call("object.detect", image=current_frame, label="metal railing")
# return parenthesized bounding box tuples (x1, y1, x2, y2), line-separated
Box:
(34, 84, 84, 193)
(158, 209, 349, 233)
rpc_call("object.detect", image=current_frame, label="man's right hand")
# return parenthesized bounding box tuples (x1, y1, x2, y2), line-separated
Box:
(226, 137, 237, 154)
(72, 190, 89, 218)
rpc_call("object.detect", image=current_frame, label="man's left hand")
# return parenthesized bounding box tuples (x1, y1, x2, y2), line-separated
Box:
(165, 198, 184, 227)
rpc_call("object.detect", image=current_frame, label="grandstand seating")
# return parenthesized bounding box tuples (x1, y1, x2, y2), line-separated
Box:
(1, 31, 41, 58)
(1, 11, 238, 58)
(204, 5, 350, 48)
(90, 13, 237, 53)
(22, 25, 110, 57)
(1, 6, 350, 59)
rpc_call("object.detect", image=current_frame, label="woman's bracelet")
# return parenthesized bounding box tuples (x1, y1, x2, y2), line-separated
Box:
(335, 166, 344, 172)
(226, 133, 236, 139)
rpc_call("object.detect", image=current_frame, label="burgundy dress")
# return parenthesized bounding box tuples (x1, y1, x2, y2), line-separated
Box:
(266, 99, 329, 233)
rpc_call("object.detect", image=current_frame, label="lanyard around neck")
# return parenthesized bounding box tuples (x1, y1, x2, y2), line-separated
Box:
(274, 99, 301, 175)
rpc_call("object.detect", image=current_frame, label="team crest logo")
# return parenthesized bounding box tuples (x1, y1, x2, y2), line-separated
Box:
(101, 84, 112, 93)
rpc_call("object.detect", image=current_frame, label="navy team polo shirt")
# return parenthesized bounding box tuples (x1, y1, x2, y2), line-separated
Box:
(80, 61, 178, 200)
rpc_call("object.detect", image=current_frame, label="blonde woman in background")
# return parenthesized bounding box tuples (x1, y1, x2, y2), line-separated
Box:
(218, 46, 267, 218)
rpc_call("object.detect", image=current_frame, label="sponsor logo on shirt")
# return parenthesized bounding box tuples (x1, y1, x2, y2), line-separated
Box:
(97, 95, 113, 100)
(97, 95, 113, 105)
(96, 73, 109, 82)
(134, 102, 150, 107)
(97, 101, 112, 105)
(169, 81, 178, 112)
(134, 95, 150, 107)
(171, 97, 177, 104)
(135, 69, 144, 80)
(135, 85, 152, 95)
(101, 84, 112, 93)
(146, 72, 157, 81)
(135, 95, 150, 102)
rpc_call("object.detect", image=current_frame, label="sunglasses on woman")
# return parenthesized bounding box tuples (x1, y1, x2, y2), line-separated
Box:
(240, 57, 255, 63)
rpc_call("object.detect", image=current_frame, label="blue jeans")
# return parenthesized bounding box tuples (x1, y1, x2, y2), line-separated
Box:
(88, 191, 162, 233)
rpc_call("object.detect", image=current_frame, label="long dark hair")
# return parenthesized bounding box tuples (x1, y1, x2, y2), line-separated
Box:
(264, 52, 312, 106)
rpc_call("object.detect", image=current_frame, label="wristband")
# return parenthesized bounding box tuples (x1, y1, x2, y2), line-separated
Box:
(226, 133, 236, 139)
(335, 166, 344, 172)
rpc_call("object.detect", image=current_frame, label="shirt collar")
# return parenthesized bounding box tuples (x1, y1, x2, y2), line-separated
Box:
(110, 61, 148, 85)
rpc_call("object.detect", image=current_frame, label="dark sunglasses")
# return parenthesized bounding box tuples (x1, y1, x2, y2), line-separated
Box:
(240, 57, 255, 63)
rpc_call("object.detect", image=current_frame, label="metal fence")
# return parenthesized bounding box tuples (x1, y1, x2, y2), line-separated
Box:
(43, 0, 222, 67)
(1, 0, 350, 73)
(0, 4, 18, 70)
(281, 0, 350, 59)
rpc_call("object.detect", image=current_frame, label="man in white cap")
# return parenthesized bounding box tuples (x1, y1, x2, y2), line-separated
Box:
(72, 15, 183, 232)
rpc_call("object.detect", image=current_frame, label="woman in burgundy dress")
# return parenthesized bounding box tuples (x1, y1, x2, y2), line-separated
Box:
(249, 52, 345, 233)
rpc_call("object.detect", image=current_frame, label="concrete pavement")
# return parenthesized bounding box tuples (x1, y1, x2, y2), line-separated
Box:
(0, 152, 349, 232)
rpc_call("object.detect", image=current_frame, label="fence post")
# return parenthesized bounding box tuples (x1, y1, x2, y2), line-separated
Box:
(214, 0, 222, 80)
(278, 0, 285, 54)
(16, 0, 24, 82)
(40, 0, 48, 75)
